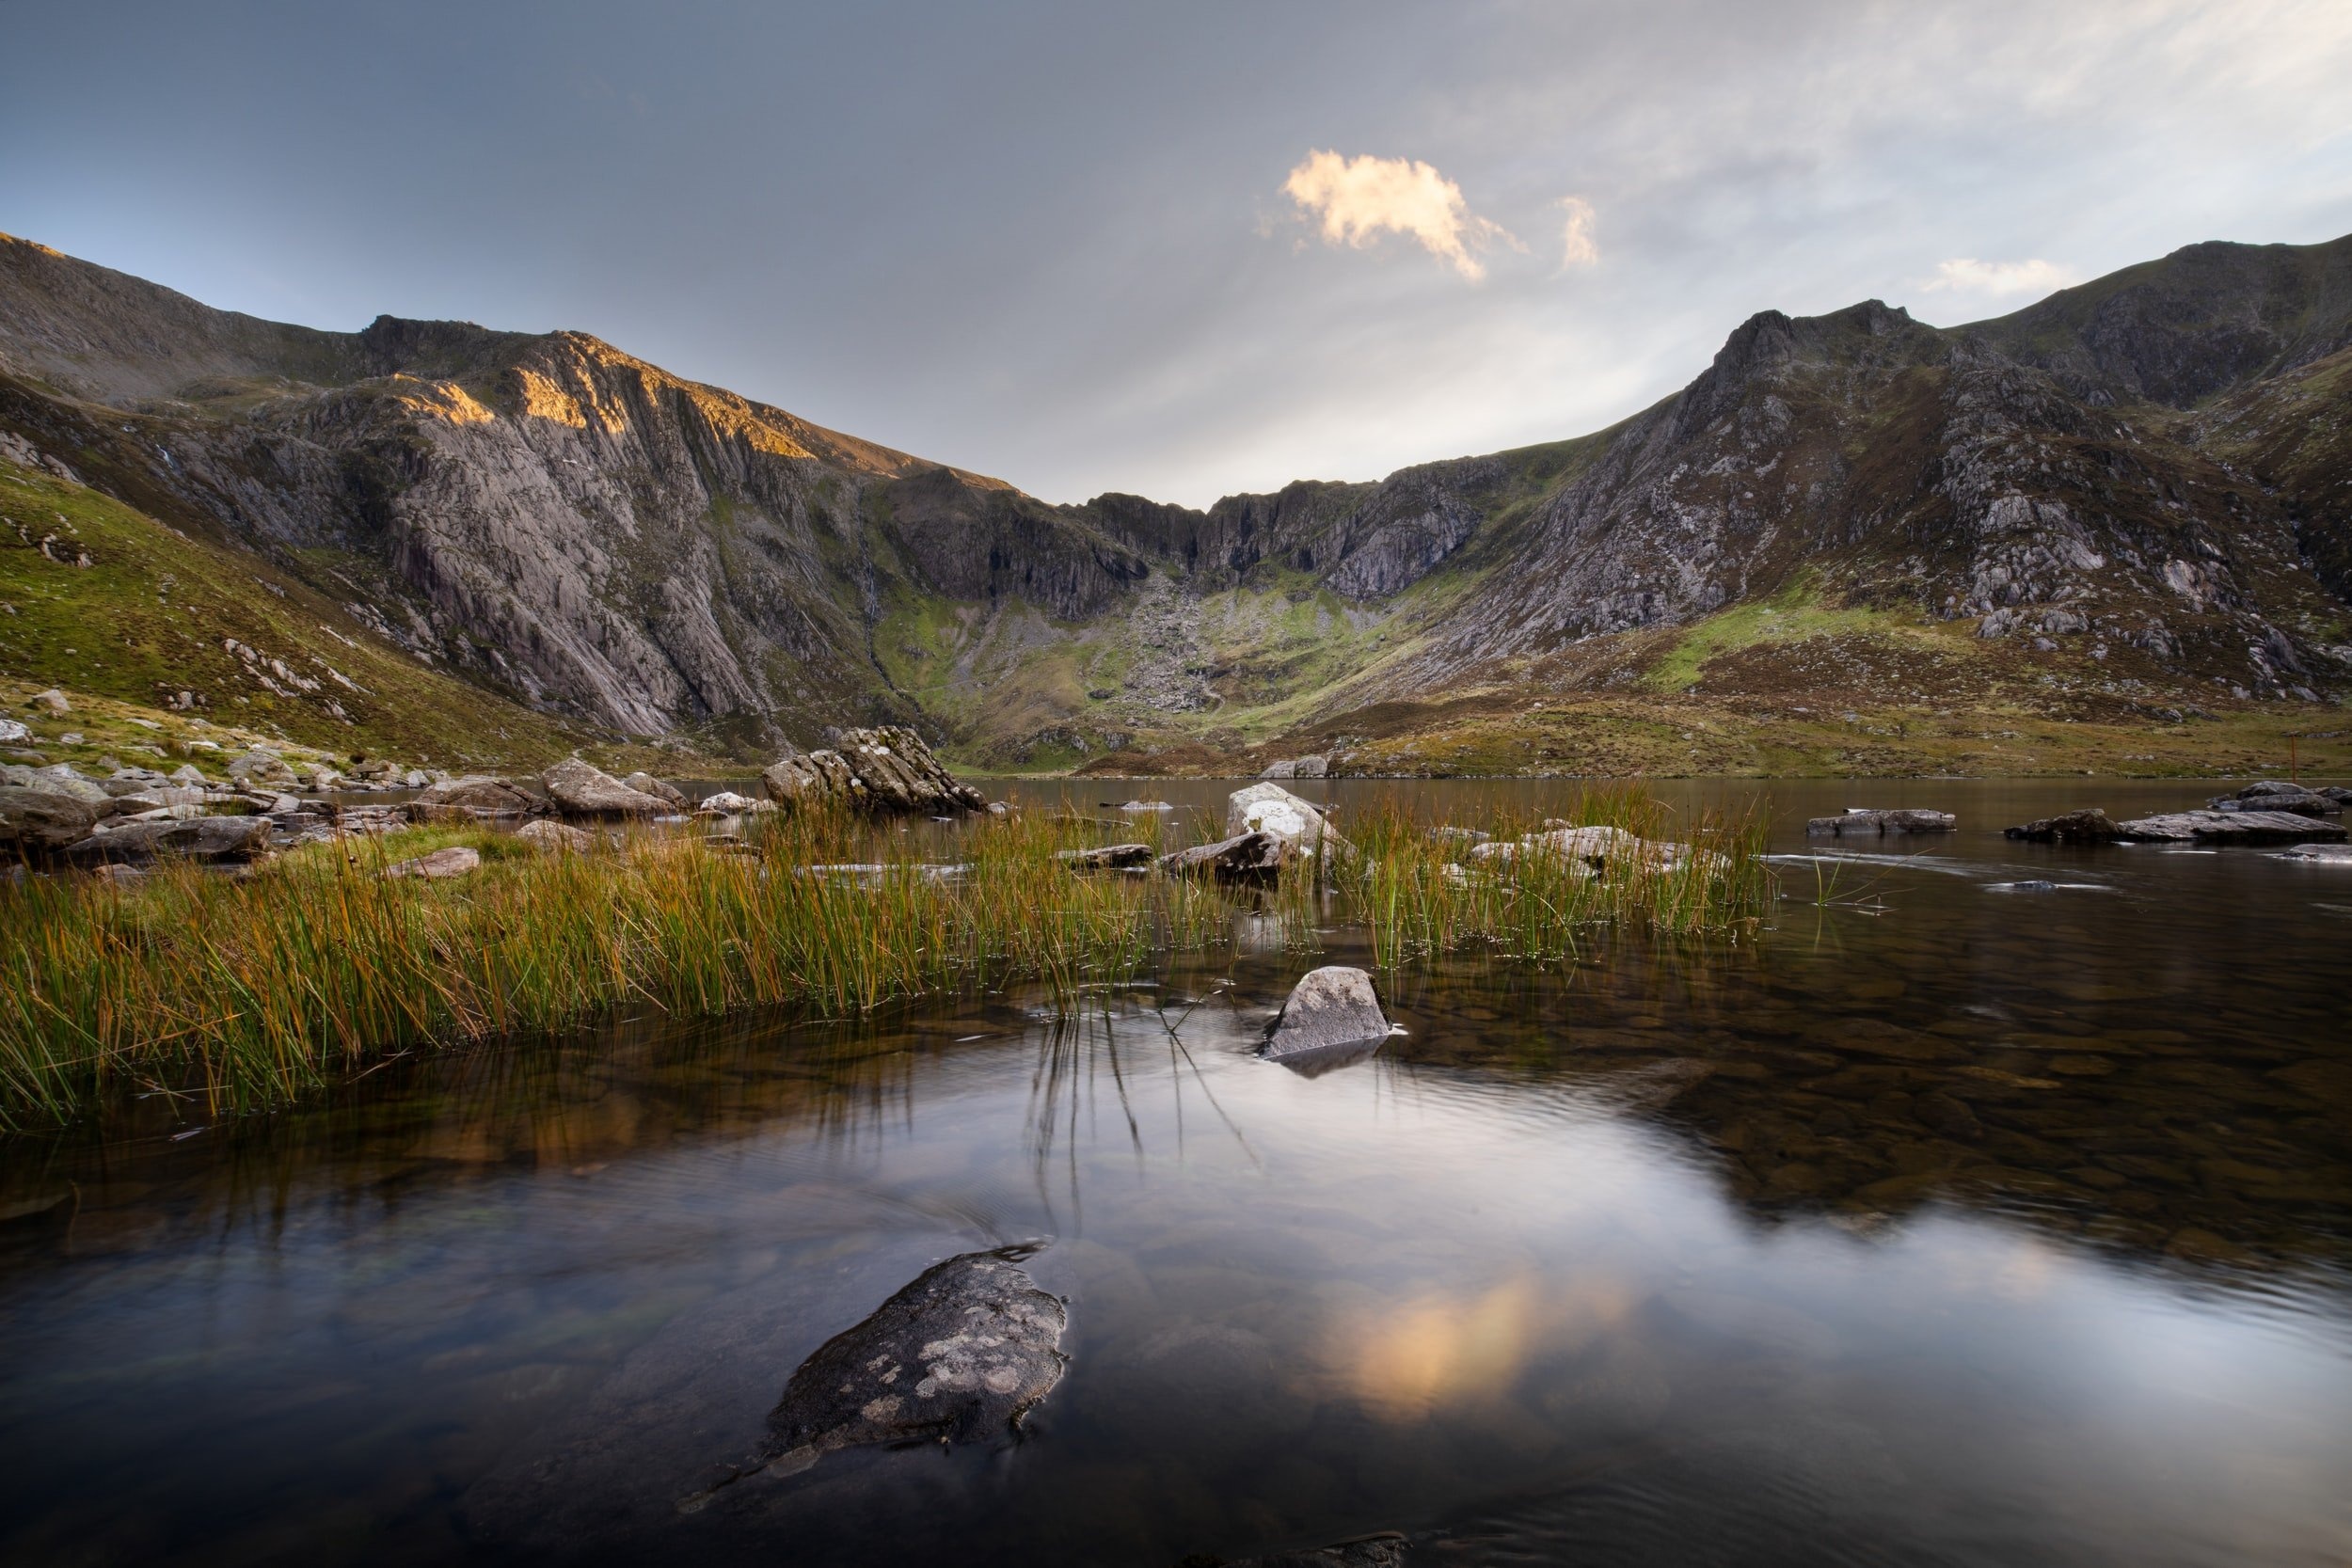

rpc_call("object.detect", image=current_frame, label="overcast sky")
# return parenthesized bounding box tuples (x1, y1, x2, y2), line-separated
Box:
(6, 1, 2350, 507)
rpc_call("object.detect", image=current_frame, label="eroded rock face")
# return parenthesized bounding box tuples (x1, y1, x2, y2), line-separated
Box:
(2005, 808, 2124, 843)
(1227, 784, 1352, 863)
(2116, 810, 2348, 844)
(752, 1246, 1067, 1475)
(1805, 808, 1957, 835)
(543, 757, 673, 819)
(1264, 966, 1391, 1064)
(759, 727, 984, 816)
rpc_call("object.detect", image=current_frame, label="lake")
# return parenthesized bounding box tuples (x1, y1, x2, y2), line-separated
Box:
(1, 778, 2347, 1566)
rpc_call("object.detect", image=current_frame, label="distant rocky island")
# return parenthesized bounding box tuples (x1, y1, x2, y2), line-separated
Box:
(2, 229, 2347, 779)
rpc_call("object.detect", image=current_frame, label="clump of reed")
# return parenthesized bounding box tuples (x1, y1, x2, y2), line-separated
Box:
(0, 807, 1226, 1128)
(1339, 784, 1772, 968)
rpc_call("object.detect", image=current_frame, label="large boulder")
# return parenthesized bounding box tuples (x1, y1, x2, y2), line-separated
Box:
(67, 815, 273, 865)
(1805, 808, 1956, 835)
(384, 846, 481, 880)
(542, 758, 674, 819)
(26, 688, 69, 716)
(0, 717, 28, 744)
(0, 785, 103, 855)
(2004, 808, 2124, 843)
(708, 1247, 1067, 1492)
(2208, 781, 2339, 816)
(28, 764, 109, 805)
(1263, 966, 1391, 1064)
(514, 819, 595, 854)
(1159, 830, 1287, 882)
(412, 774, 542, 819)
(1261, 755, 1328, 780)
(1226, 783, 1353, 863)
(226, 749, 298, 789)
(2115, 810, 2348, 845)
(759, 727, 984, 816)
(619, 770, 688, 808)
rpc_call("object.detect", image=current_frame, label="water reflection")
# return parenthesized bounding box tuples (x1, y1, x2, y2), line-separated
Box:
(1, 780, 2349, 1565)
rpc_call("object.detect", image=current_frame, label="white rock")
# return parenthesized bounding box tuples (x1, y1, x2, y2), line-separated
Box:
(1225, 783, 1352, 862)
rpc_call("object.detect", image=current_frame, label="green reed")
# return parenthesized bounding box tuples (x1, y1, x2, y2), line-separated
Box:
(0, 788, 1766, 1128)
(0, 807, 1227, 1128)
(1340, 784, 1772, 969)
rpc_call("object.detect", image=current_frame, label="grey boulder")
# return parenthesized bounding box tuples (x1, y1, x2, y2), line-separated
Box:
(1057, 843, 1153, 870)
(29, 764, 109, 805)
(1158, 829, 1287, 882)
(2004, 807, 2123, 843)
(1227, 783, 1353, 863)
(68, 815, 273, 865)
(760, 727, 984, 816)
(1805, 808, 1956, 834)
(1264, 966, 1391, 1068)
(2116, 810, 2348, 844)
(226, 749, 298, 788)
(620, 770, 688, 808)
(691, 1245, 1067, 1500)
(543, 758, 673, 819)
(514, 819, 595, 853)
(2207, 781, 2339, 816)
(0, 785, 103, 853)
(412, 774, 542, 819)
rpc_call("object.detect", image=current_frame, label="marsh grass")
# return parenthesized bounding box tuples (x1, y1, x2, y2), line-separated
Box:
(0, 787, 1768, 1128)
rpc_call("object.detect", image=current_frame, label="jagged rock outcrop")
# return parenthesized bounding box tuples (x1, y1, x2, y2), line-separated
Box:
(759, 726, 984, 816)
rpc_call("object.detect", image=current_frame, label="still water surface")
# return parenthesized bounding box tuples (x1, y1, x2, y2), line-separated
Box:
(1, 779, 2348, 1566)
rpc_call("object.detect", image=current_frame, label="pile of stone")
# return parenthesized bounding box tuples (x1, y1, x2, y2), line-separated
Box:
(760, 726, 987, 816)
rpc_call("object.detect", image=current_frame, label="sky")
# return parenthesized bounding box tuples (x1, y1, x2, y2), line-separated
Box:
(5, 1, 2351, 508)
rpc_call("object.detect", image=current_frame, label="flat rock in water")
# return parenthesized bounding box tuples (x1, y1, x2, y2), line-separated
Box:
(385, 846, 481, 879)
(2116, 810, 2347, 845)
(2004, 807, 2123, 843)
(2274, 842, 2352, 862)
(2207, 780, 2342, 816)
(1159, 829, 1286, 882)
(68, 815, 272, 864)
(1806, 808, 1956, 835)
(1057, 843, 1153, 870)
(1264, 966, 1391, 1063)
(1215, 1533, 1411, 1568)
(544, 758, 672, 818)
(748, 1247, 1067, 1478)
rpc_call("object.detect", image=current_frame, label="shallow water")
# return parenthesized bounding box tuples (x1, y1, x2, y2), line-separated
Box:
(2, 779, 2348, 1567)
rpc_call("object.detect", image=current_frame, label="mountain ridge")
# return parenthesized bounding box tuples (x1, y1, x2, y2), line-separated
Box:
(3, 228, 2347, 776)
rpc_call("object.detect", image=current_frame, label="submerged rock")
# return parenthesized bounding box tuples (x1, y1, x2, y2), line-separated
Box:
(1805, 808, 1956, 835)
(1214, 1532, 1411, 1568)
(544, 758, 673, 819)
(1264, 966, 1391, 1065)
(2004, 808, 2123, 843)
(1057, 843, 1153, 870)
(2273, 841, 2352, 862)
(1159, 829, 1287, 882)
(2115, 810, 2347, 844)
(691, 1245, 1066, 1499)
(384, 846, 481, 879)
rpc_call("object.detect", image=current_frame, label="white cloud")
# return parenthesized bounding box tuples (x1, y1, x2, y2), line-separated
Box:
(1556, 196, 1599, 271)
(1919, 257, 2077, 297)
(1281, 149, 1515, 281)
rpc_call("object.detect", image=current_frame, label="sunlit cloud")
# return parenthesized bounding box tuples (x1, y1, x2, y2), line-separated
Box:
(1282, 149, 1517, 281)
(1557, 195, 1599, 271)
(1919, 257, 2076, 298)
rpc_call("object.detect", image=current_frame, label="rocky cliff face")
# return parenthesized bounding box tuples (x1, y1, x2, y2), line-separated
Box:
(3, 229, 2348, 762)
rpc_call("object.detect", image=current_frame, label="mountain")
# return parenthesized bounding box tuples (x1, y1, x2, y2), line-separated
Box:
(3, 229, 2348, 777)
